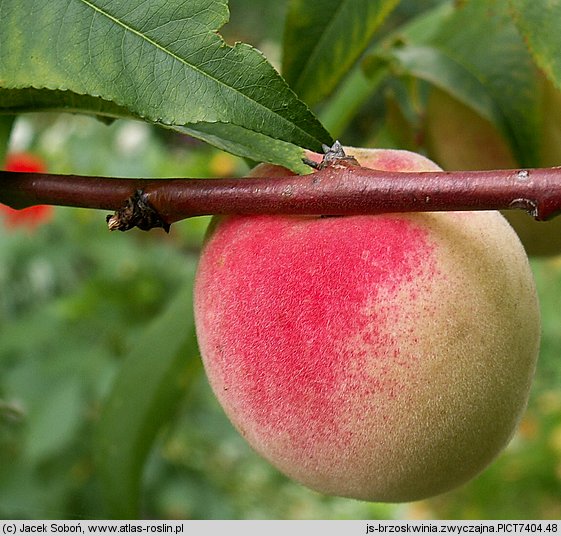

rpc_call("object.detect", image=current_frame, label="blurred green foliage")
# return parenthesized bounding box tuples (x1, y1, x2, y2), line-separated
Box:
(1, 0, 561, 521)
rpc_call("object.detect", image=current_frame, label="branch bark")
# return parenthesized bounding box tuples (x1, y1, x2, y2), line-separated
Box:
(1, 159, 561, 231)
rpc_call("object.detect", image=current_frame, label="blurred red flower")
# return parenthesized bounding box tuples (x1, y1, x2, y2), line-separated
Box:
(2, 152, 54, 230)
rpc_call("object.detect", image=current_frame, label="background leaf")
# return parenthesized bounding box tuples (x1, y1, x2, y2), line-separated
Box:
(282, 0, 399, 107)
(364, 0, 541, 167)
(0, 116, 15, 166)
(509, 0, 561, 92)
(25, 381, 83, 463)
(316, 2, 452, 139)
(97, 275, 197, 519)
(0, 0, 332, 167)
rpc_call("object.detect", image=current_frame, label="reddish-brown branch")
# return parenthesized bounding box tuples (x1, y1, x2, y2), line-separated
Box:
(1, 160, 561, 231)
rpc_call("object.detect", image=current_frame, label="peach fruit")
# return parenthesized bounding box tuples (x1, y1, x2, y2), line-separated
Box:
(193, 148, 540, 502)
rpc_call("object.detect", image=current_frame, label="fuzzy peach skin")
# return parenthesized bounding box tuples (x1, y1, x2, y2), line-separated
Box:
(194, 148, 540, 503)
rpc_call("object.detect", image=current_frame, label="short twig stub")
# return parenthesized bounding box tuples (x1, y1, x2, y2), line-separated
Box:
(106, 189, 170, 232)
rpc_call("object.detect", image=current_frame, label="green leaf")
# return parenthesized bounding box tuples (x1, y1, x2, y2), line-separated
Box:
(25, 381, 83, 463)
(319, 65, 389, 139)
(367, 0, 541, 167)
(0, 0, 332, 165)
(175, 123, 311, 174)
(0, 116, 15, 167)
(0, 89, 133, 120)
(509, 0, 561, 92)
(387, 45, 496, 121)
(282, 0, 399, 107)
(0, 90, 311, 173)
(96, 273, 198, 519)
